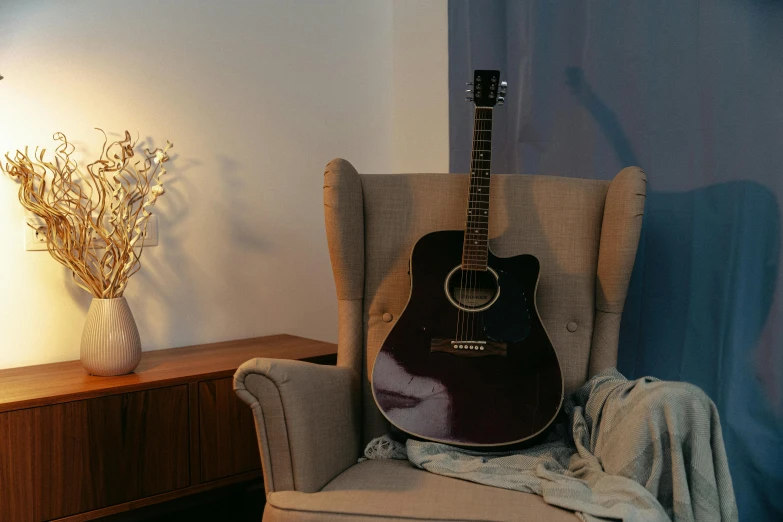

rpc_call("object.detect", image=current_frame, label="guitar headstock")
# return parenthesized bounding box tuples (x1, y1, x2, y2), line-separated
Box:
(466, 70, 507, 107)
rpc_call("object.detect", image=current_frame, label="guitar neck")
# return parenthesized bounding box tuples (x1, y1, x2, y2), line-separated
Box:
(462, 106, 493, 271)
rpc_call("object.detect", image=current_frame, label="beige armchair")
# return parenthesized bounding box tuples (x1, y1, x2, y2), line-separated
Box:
(235, 159, 646, 521)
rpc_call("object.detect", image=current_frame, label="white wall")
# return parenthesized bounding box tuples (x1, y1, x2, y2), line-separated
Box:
(0, 0, 447, 370)
(392, 0, 449, 173)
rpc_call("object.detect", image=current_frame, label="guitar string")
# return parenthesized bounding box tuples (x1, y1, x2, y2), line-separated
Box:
(468, 106, 485, 345)
(457, 107, 468, 344)
(458, 105, 493, 346)
(459, 108, 469, 345)
(456, 105, 479, 343)
(467, 105, 481, 342)
(478, 107, 491, 345)
(469, 110, 479, 344)
(463, 105, 481, 343)
(472, 112, 480, 346)
(469, 106, 483, 344)
(473, 107, 487, 344)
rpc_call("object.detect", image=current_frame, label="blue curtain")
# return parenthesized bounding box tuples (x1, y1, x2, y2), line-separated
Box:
(449, 2, 783, 521)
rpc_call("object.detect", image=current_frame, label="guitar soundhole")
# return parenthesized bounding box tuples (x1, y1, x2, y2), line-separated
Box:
(444, 266, 500, 312)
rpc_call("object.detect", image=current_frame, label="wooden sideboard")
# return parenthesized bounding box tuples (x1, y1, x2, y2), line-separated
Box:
(0, 334, 337, 522)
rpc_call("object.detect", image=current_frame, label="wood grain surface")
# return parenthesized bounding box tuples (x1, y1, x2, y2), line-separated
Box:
(0, 334, 337, 521)
(199, 377, 262, 482)
(0, 386, 189, 521)
(0, 334, 337, 412)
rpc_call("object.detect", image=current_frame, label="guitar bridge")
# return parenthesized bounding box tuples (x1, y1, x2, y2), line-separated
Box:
(430, 339, 507, 357)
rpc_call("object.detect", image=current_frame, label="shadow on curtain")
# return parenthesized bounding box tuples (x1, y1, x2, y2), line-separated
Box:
(449, 1, 783, 520)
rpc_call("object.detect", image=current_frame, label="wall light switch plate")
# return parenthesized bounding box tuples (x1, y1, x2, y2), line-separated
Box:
(142, 215, 158, 246)
(24, 218, 49, 251)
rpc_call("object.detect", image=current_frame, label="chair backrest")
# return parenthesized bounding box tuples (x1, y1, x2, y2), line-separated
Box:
(323, 159, 646, 442)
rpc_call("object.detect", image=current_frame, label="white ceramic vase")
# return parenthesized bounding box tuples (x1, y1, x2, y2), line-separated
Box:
(80, 297, 142, 376)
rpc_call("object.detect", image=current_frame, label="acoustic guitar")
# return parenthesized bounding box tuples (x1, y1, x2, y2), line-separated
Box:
(371, 70, 563, 447)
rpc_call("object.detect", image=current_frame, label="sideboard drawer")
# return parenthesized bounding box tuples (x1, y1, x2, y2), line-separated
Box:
(0, 385, 189, 521)
(199, 377, 261, 483)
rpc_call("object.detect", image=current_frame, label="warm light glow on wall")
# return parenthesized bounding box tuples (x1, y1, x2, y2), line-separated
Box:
(0, 0, 424, 369)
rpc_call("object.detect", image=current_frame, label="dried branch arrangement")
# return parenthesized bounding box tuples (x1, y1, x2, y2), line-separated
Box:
(2, 130, 173, 298)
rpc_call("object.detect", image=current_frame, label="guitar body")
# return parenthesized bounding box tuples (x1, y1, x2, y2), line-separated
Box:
(371, 230, 563, 447)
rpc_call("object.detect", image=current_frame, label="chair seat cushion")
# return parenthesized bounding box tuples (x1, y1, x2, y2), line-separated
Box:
(264, 459, 579, 522)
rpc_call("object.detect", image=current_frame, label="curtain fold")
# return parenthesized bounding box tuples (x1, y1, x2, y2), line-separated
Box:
(449, 2, 783, 521)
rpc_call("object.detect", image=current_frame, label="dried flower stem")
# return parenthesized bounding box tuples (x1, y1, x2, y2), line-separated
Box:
(2, 130, 173, 298)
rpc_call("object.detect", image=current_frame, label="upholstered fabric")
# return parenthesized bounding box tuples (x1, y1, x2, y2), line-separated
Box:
(263, 460, 579, 522)
(234, 359, 360, 494)
(351, 169, 646, 440)
(336, 298, 364, 381)
(590, 167, 647, 374)
(323, 159, 365, 302)
(324, 159, 366, 378)
(235, 159, 646, 521)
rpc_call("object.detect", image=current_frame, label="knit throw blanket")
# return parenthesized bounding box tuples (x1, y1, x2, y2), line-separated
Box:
(363, 369, 738, 522)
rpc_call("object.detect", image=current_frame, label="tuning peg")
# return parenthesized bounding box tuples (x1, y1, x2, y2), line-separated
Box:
(465, 96, 474, 103)
(466, 82, 473, 86)
(500, 81, 508, 88)
(497, 96, 505, 106)
(466, 89, 473, 93)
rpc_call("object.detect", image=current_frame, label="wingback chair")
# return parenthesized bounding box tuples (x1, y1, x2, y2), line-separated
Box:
(234, 159, 646, 522)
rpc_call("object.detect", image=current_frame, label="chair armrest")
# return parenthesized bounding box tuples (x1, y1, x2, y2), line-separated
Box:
(234, 358, 360, 494)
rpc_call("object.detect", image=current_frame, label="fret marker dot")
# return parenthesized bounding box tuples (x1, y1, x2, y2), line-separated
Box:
(474, 241, 478, 244)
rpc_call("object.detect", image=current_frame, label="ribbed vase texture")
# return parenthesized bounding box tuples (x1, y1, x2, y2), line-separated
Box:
(80, 297, 142, 376)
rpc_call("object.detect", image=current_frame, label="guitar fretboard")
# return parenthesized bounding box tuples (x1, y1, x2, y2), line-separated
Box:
(462, 106, 493, 271)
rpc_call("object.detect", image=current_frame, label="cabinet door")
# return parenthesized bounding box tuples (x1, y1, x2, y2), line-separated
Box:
(199, 377, 261, 482)
(0, 385, 190, 522)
